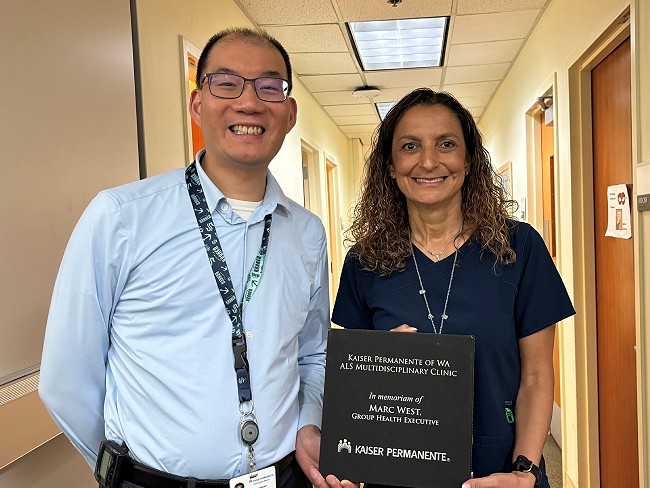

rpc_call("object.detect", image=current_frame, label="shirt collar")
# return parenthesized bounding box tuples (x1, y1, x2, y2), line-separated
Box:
(194, 149, 292, 217)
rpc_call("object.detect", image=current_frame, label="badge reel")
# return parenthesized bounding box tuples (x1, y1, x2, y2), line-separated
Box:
(240, 401, 259, 468)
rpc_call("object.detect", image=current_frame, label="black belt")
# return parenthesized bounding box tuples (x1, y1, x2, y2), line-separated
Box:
(121, 453, 294, 488)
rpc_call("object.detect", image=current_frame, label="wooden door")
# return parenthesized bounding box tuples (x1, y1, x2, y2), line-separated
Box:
(591, 37, 638, 486)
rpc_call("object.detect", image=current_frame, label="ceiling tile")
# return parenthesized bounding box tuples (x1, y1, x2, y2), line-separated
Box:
(373, 86, 430, 103)
(314, 91, 369, 105)
(324, 104, 377, 117)
(318, 86, 440, 105)
(456, 0, 548, 15)
(335, 0, 453, 21)
(447, 39, 523, 65)
(451, 10, 540, 43)
(264, 24, 348, 52)
(442, 80, 500, 97)
(291, 53, 358, 75)
(455, 94, 492, 107)
(365, 68, 442, 89)
(333, 114, 380, 125)
(235, 0, 337, 25)
(443, 63, 510, 84)
(299, 73, 364, 92)
(339, 123, 378, 133)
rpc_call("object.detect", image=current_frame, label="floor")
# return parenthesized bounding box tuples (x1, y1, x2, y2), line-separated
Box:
(544, 434, 563, 488)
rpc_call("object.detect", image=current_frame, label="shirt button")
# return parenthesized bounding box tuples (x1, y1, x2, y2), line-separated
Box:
(220, 203, 229, 212)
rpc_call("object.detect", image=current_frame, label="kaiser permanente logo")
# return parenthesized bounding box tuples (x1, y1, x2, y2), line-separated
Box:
(336, 439, 450, 462)
(338, 439, 352, 453)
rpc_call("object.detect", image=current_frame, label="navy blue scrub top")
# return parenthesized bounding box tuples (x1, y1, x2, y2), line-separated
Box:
(332, 221, 575, 485)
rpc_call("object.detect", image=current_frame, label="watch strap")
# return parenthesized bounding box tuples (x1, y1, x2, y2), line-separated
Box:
(512, 455, 542, 486)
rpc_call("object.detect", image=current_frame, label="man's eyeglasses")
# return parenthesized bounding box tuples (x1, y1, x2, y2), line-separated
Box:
(200, 72, 290, 102)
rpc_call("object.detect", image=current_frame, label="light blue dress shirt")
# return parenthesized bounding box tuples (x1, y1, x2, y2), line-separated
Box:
(39, 153, 329, 479)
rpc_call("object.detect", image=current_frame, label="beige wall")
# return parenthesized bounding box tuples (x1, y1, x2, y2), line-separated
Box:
(0, 435, 95, 488)
(0, 0, 139, 380)
(0, 0, 138, 485)
(480, 0, 649, 486)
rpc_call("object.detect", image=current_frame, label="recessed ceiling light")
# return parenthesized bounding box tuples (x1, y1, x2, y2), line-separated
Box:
(349, 17, 449, 71)
(376, 102, 396, 120)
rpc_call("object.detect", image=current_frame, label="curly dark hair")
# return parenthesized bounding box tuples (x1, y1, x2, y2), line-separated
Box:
(347, 88, 517, 275)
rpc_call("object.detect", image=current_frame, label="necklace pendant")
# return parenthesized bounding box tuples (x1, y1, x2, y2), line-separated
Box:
(433, 253, 441, 262)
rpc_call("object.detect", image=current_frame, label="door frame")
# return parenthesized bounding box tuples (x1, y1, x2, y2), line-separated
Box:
(567, 8, 645, 486)
(525, 75, 566, 449)
(325, 156, 343, 306)
(300, 139, 323, 216)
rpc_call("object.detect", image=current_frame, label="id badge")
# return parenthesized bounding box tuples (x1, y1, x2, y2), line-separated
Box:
(229, 465, 276, 488)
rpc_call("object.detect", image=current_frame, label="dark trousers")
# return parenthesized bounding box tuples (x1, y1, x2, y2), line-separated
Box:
(118, 456, 311, 488)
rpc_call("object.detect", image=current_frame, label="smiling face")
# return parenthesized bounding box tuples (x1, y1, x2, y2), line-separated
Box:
(189, 38, 297, 176)
(389, 104, 469, 214)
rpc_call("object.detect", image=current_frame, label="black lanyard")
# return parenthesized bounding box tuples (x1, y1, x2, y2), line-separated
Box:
(185, 163, 272, 403)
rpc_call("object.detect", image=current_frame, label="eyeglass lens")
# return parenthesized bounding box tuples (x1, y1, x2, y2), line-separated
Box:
(206, 73, 288, 102)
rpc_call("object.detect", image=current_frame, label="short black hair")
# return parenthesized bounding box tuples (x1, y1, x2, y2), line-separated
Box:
(195, 27, 293, 95)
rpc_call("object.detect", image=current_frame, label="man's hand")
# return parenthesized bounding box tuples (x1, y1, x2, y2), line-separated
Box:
(295, 425, 359, 488)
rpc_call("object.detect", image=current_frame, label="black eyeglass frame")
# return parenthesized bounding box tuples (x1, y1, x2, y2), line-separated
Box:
(200, 72, 290, 103)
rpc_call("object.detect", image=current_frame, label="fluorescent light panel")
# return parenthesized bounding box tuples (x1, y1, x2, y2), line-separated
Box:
(376, 102, 396, 121)
(349, 17, 448, 71)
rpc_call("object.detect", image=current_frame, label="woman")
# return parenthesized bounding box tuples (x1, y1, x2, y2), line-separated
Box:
(331, 89, 574, 488)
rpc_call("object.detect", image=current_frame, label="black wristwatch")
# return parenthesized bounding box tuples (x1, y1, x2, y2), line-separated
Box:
(512, 455, 542, 486)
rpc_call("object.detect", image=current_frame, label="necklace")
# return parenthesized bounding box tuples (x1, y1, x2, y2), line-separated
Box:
(412, 246, 458, 334)
(411, 220, 463, 334)
(411, 223, 463, 262)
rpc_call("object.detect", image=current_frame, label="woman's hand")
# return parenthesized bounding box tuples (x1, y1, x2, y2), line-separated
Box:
(462, 471, 537, 487)
(389, 324, 418, 333)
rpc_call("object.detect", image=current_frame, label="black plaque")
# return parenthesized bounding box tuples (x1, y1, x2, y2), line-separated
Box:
(319, 329, 474, 488)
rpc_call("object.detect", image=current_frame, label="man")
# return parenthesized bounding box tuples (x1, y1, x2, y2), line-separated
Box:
(40, 27, 347, 488)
